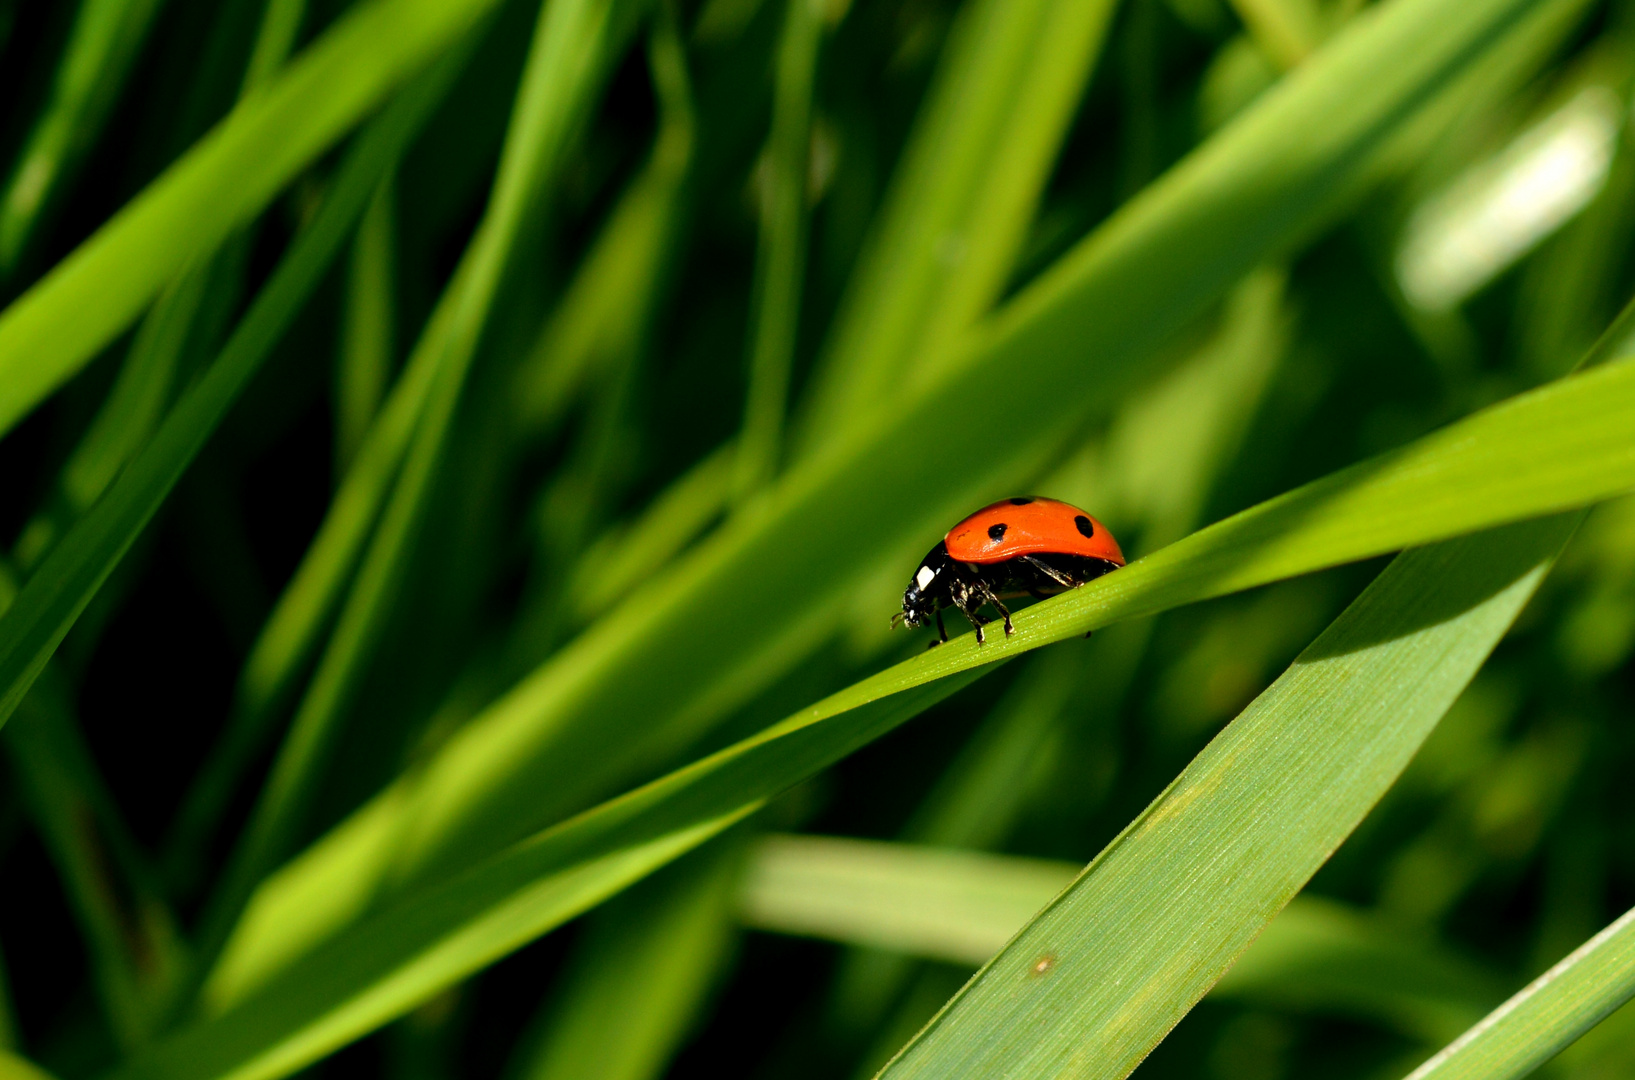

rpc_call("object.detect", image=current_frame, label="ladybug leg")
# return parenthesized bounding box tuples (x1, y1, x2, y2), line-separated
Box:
(953, 600, 987, 644)
(935, 609, 949, 645)
(977, 585, 1014, 637)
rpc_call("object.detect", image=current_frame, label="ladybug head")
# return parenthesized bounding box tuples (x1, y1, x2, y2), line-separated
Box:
(897, 542, 951, 629)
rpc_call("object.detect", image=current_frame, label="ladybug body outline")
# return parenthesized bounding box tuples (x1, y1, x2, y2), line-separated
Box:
(897, 497, 1124, 645)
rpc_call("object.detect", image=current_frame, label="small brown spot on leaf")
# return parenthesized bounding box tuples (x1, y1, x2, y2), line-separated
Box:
(1030, 952, 1058, 977)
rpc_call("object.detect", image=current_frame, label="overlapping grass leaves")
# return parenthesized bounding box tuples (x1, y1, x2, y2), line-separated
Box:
(213, 0, 1563, 996)
(0, 0, 503, 438)
(116, 339, 1635, 1080)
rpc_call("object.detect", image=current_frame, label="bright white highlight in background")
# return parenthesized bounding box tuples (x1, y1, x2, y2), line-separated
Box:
(1396, 87, 1624, 312)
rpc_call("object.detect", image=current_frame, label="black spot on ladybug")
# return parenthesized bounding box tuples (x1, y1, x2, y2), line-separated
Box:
(1008, 497, 1034, 505)
(988, 523, 1007, 541)
(1074, 515, 1094, 538)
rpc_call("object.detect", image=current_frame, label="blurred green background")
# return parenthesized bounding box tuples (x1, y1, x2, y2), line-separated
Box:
(0, 0, 1633, 1076)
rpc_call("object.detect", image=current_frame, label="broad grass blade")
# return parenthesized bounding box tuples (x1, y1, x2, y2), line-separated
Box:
(877, 515, 1580, 1079)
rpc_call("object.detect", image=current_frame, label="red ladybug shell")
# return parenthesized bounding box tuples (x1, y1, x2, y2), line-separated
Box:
(944, 497, 1125, 566)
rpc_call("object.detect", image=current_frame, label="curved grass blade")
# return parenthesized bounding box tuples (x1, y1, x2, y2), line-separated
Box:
(0, 49, 472, 736)
(1403, 905, 1635, 1080)
(205, 0, 1577, 995)
(0, 0, 504, 440)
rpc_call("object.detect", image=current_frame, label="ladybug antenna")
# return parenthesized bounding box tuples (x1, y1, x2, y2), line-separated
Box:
(890, 610, 906, 629)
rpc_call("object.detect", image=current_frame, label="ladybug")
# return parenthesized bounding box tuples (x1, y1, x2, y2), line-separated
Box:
(896, 497, 1125, 645)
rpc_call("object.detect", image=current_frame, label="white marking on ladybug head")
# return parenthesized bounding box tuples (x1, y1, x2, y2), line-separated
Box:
(915, 565, 937, 590)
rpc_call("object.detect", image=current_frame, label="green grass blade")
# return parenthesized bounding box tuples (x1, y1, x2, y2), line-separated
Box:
(114, 809, 758, 1080)
(563, 442, 732, 623)
(729, 0, 824, 500)
(0, 50, 470, 737)
(510, 841, 741, 1080)
(739, 835, 1078, 966)
(241, 0, 308, 97)
(192, 0, 649, 976)
(877, 515, 1579, 1079)
(739, 836, 1502, 1041)
(1403, 906, 1635, 1080)
(0, 0, 168, 272)
(11, 267, 207, 571)
(203, 0, 1573, 992)
(13, 0, 311, 574)
(335, 175, 396, 477)
(0, 0, 504, 440)
(1226, 0, 1323, 67)
(794, 0, 1121, 451)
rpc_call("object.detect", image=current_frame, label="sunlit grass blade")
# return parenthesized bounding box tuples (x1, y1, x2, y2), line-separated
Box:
(204, 0, 1572, 996)
(878, 515, 1579, 1078)
(739, 836, 1502, 1041)
(0, 47, 471, 735)
(192, 0, 650, 980)
(0, 0, 167, 272)
(739, 835, 1077, 966)
(0, 0, 505, 440)
(509, 841, 741, 1080)
(1404, 905, 1635, 1080)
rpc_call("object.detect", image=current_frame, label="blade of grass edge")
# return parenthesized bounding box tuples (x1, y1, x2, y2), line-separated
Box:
(1402, 904, 1635, 1080)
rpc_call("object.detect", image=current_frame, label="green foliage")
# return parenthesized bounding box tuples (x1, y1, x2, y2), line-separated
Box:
(1, 0, 1634, 1077)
